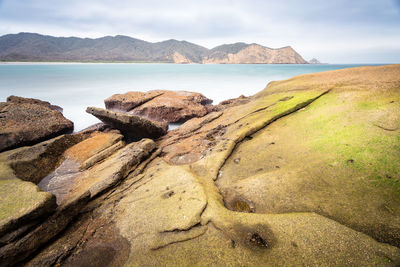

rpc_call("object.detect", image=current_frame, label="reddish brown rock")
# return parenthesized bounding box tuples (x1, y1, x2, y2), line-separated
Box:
(6, 95, 63, 112)
(105, 91, 163, 111)
(105, 90, 213, 123)
(86, 107, 167, 140)
(0, 96, 74, 152)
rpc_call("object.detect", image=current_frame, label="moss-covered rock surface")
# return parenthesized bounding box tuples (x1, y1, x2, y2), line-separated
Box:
(2, 64, 400, 266)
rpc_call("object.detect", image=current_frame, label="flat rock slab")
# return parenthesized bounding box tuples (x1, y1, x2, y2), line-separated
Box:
(105, 90, 213, 123)
(86, 107, 168, 140)
(38, 132, 123, 204)
(0, 96, 73, 152)
(6, 95, 63, 112)
(0, 178, 56, 239)
(39, 136, 155, 205)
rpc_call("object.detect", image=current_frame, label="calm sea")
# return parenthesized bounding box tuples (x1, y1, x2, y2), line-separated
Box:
(0, 63, 380, 131)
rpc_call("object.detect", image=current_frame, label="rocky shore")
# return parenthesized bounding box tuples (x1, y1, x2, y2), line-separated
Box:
(0, 64, 400, 266)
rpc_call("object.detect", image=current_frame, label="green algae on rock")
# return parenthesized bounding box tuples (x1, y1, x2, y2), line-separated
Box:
(3, 64, 400, 266)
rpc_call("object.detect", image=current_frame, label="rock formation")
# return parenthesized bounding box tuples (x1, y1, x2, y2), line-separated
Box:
(0, 96, 73, 152)
(105, 90, 213, 123)
(86, 107, 168, 140)
(1, 64, 400, 266)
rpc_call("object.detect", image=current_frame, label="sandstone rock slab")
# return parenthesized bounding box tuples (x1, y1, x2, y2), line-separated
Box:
(0, 134, 85, 184)
(0, 96, 74, 152)
(0, 178, 56, 241)
(86, 107, 167, 140)
(105, 90, 213, 123)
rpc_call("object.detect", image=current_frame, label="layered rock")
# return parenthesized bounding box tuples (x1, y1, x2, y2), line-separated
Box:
(0, 134, 85, 262)
(38, 132, 155, 205)
(17, 64, 400, 267)
(105, 90, 213, 123)
(2, 65, 400, 266)
(86, 107, 168, 140)
(0, 134, 85, 184)
(0, 96, 74, 152)
(0, 132, 156, 265)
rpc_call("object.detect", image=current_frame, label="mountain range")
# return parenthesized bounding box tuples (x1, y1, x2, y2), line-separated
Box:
(0, 32, 308, 64)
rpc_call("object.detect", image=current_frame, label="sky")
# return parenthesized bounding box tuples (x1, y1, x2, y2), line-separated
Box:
(0, 0, 399, 63)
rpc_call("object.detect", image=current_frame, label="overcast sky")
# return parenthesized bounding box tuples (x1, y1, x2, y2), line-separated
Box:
(0, 0, 399, 63)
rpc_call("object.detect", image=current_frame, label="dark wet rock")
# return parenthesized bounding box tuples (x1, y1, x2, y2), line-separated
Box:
(223, 190, 255, 213)
(86, 107, 167, 140)
(1, 134, 85, 184)
(0, 96, 74, 152)
(105, 90, 213, 123)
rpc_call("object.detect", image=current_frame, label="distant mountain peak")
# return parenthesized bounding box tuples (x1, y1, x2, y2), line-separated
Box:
(0, 32, 308, 64)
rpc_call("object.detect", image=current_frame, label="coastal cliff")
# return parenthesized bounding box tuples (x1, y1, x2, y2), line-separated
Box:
(0, 64, 399, 266)
(0, 33, 307, 64)
(202, 44, 307, 64)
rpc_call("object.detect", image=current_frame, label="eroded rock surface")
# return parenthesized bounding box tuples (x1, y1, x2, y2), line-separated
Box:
(6, 95, 63, 112)
(0, 133, 156, 266)
(86, 107, 168, 140)
(2, 65, 400, 266)
(0, 96, 74, 152)
(105, 90, 213, 123)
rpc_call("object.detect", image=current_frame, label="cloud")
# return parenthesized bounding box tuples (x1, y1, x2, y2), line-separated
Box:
(0, 0, 399, 63)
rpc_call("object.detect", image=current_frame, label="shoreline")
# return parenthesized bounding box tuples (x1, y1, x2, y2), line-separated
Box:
(0, 61, 392, 65)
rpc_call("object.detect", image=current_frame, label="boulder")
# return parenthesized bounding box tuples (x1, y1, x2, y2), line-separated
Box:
(105, 90, 213, 123)
(86, 107, 168, 140)
(105, 90, 163, 111)
(0, 96, 74, 152)
(6, 95, 63, 112)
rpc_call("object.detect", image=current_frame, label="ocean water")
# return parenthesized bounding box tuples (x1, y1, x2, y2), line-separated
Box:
(0, 63, 380, 131)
